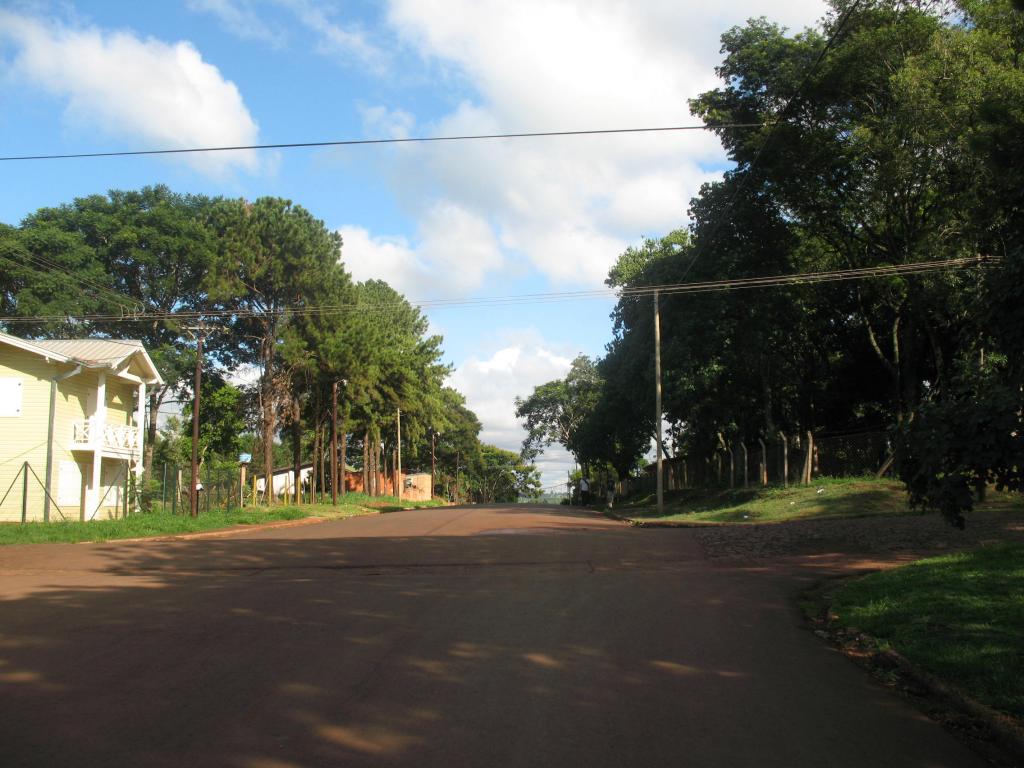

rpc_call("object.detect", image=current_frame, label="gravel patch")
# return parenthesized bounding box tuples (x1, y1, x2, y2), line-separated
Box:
(695, 510, 1024, 561)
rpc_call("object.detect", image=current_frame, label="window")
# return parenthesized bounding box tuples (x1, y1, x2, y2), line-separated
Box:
(0, 378, 22, 417)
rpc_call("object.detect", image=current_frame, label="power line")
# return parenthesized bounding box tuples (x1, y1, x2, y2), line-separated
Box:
(0, 252, 143, 314)
(0, 256, 994, 325)
(0, 123, 766, 163)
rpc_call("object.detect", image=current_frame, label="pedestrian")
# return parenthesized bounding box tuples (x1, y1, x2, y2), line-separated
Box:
(606, 479, 615, 508)
(579, 476, 590, 505)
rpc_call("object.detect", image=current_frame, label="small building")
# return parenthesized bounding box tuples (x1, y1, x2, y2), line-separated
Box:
(0, 332, 162, 522)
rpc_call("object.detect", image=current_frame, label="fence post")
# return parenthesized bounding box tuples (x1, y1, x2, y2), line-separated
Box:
(804, 431, 814, 485)
(172, 468, 178, 515)
(758, 438, 767, 486)
(21, 461, 29, 523)
(779, 431, 788, 488)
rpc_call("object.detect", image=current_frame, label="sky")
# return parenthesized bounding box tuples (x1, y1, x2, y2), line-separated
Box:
(0, 0, 829, 489)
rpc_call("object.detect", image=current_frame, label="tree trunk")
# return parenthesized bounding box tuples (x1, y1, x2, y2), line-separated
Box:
(339, 413, 347, 498)
(291, 398, 302, 505)
(761, 356, 775, 438)
(311, 427, 319, 504)
(364, 430, 372, 495)
(261, 337, 275, 507)
(779, 431, 788, 488)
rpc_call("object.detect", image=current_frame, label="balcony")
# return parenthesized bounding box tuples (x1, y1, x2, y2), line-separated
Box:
(72, 420, 141, 456)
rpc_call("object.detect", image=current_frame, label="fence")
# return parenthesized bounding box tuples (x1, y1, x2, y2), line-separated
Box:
(144, 463, 251, 514)
(0, 460, 136, 523)
(621, 430, 891, 497)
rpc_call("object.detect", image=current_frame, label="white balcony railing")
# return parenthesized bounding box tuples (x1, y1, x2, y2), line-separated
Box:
(72, 420, 140, 452)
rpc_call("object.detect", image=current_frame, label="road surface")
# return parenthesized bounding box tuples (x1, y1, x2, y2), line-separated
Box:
(0, 504, 986, 767)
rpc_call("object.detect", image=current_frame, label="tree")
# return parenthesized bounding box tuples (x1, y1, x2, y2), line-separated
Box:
(0, 186, 220, 480)
(515, 355, 603, 469)
(466, 445, 542, 503)
(690, 3, 994, 423)
(207, 197, 348, 503)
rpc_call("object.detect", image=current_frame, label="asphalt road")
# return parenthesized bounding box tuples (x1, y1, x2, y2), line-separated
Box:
(0, 505, 987, 767)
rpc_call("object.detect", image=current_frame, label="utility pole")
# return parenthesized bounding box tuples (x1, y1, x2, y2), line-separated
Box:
(654, 291, 664, 515)
(396, 408, 402, 503)
(331, 380, 338, 505)
(189, 322, 205, 518)
(430, 430, 437, 500)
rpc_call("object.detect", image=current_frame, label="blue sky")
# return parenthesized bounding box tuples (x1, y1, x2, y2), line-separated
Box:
(0, 0, 827, 486)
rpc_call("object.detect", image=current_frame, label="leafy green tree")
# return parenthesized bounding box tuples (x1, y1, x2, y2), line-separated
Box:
(0, 186, 220, 478)
(207, 197, 347, 503)
(690, 3, 994, 423)
(466, 444, 542, 502)
(515, 355, 603, 469)
(181, 379, 246, 464)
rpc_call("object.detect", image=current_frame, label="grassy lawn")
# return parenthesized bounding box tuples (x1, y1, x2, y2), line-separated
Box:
(0, 493, 445, 545)
(830, 543, 1024, 720)
(619, 477, 1021, 524)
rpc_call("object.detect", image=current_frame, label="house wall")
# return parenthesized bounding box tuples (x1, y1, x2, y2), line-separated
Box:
(0, 348, 138, 522)
(0, 348, 70, 522)
(342, 471, 432, 501)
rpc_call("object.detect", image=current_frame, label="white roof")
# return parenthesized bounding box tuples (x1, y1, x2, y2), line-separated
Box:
(0, 332, 163, 385)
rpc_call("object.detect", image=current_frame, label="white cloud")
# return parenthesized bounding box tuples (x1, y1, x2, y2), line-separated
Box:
(366, 0, 828, 287)
(448, 336, 574, 486)
(185, 0, 284, 46)
(339, 200, 503, 298)
(0, 10, 261, 176)
(275, 0, 388, 73)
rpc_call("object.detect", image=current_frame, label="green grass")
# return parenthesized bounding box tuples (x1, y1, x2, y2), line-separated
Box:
(0, 493, 445, 545)
(619, 477, 1021, 524)
(830, 543, 1024, 719)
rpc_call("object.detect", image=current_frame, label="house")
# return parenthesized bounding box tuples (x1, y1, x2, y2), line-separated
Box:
(0, 332, 162, 522)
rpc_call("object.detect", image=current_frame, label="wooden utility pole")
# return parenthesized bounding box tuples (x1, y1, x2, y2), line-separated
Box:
(654, 291, 664, 515)
(396, 408, 402, 503)
(430, 431, 437, 500)
(189, 323, 205, 518)
(331, 381, 338, 505)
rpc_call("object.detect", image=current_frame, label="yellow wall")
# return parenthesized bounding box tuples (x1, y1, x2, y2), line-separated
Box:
(0, 347, 137, 522)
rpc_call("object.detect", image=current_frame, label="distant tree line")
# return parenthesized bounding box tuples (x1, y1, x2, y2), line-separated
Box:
(0, 186, 541, 506)
(516, 0, 1024, 525)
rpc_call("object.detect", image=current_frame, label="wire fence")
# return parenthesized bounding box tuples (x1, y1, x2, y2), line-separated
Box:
(143, 463, 250, 514)
(621, 430, 891, 498)
(0, 460, 137, 523)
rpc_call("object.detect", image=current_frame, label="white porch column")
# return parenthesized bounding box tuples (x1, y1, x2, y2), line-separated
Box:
(135, 381, 146, 480)
(95, 372, 107, 436)
(88, 372, 107, 519)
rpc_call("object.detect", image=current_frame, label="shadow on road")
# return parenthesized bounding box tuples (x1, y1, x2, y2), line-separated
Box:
(0, 508, 987, 768)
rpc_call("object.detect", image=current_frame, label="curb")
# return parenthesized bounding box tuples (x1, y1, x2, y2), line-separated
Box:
(104, 515, 333, 544)
(603, 509, 725, 528)
(805, 578, 1024, 765)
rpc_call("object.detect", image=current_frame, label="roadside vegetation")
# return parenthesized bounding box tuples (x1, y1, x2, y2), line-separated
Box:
(617, 478, 1022, 525)
(830, 543, 1024, 720)
(514, 2, 1024, 528)
(0, 493, 445, 545)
